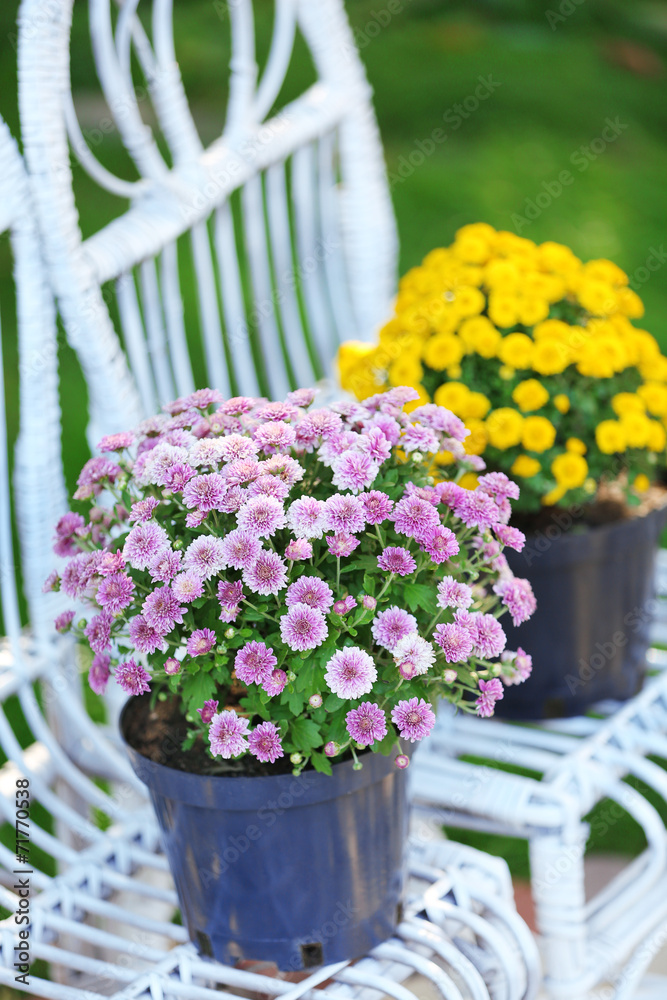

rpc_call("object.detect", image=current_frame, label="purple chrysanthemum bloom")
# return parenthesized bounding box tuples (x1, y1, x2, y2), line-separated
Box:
(209, 710, 250, 758)
(217, 485, 246, 513)
(97, 431, 134, 452)
(263, 668, 287, 696)
(248, 722, 284, 763)
(357, 427, 392, 464)
(53, 512, 86, 557)
(393, 633, 436, 678)
(361, 594, 377, 610)
(84, 611, 113, 654)
(43, 570, 59, 593)
(61, 552, 98, 599)
(243, 550, 288, 596)
(494, 578, 536, 627)
(187, 628, 216, 657)
(197, 699, 219, 724)
(89, 652, 110, 695)
(116, 659, 151, 696)
(124, 522, 169, 571)
(433, 623, 475, 663)
(220, 528, 262, 570)
(219, 395, 257, 415)
(377, 546, 416, 577)
(309, 693, 323, 708)
(182, 473, 227, 512)
(247, 475, 291, 502)
(401, 424, 439, 454)
(218, 578, 244, 609)
(128, 614, 167, 654)
(434, 481, 467, 509)
(452, 490, 501, 530)
(371, 606, 418, 652)
(318, 431, 360, 469)
(96, 572, 135, 616)
(360, 490, 394, 525)
(406, 483, 439, 505)
(218, 434, 259, 463)
(346, 702, 387, 747)
(391, 697, 436, 742)
(234, 641, 277, 686)
(254, 421, 297, 454)
(185, 511, 208, 529)
(74, 457, 122, 500)
(495, 524, 526, 553)
(128, 498, 160, 524)
(410, 404, 468, 441)
(325, 647, 377, 698)
(501, 647, 533, 685)
(256, 401, 300, 422)
(437, 576, 473, 610)
(333, 595, 357, 616)
(295, 409, 343, 450)
(395, 754, 410, 769)
(286, 576, 334, 613)
(285, 538, 313, 561)
(366, 413, 401, 445)
(331, 451, 379, 493)
(323, 494, 365, 535)
(476, 678, 504, 718)
(98, 551, 126, 576)
(421, 525, 460, 565)
(280, 603, 328, 651)
(471, 613, 507, 659)
(222, 458, 262, 486)
(324, 741, 338, 757)
(149, 549, 182, 584)
(326, 533, 360, 558)
(287, 387, 316, 408)
(183, 536, 226, 580)
(161, 462, 196, 492)
(286, 496, 326, 539)
(164, 657, 181, 675)
(172, 571, 204, 604)
(392, 493, 440, 542)
(237, 495, 286, 538)
(186, 388, 224, 410)
(478, 471, 520, 502)
(261, 455, 304, 486)
(142, 586, 186, 634)
(54, 609, 75, 633)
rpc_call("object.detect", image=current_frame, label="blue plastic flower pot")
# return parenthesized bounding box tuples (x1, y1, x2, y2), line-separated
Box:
(121, 701, 409, 970)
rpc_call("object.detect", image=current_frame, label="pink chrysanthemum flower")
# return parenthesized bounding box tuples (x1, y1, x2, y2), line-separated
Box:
(128, 614, 167, 654)
(248, 722, 284, 763)
(96, 572, 135, 615)
(53, 512, 86, 557)
(222, 458, 262, 486)
(401, 424, 439, 454)
(392, 633, 436, 678)
(391, 697, 436, 742)
(164, 657, 181, 675)
(365, 413, 401, 445)
(476, 678, 504, 717)
(61, 552, 99, 599)
(295, 409, 343, 450)
(116, 659, 151, 696)
(54, 610, 75, 633)
(234, 641, 277, 685)
(218, 434, 259, 463)
(362, 594, 377, 610)
(247, 475, 291, 502)
(43, 570, 59, 593)
(74, 457, 122, 500)
(323, 494, 365, 535)
(89, 652, 110, 695)
(287, 387, 316, 408)
(219, 395, 258, 415)
(97, 431, 134, 452)
(433, 623, 474, 663)
(237, 495, 286, 538)
(161, 463, 196, 492)
(452, 490, 501, 530)
(371, 606, 418, 651)
(148, 549, 182, 584)
(494, 578, 536, 627)
(392, 494, 440, 542)
(254, 421, 297, 454)
(124, 522, 169, 571)
(333, 595, 357, 616)
(220, 528, 261, 571)
(182, 473, 227, 512)
(209, 710, 250, 758)
(478, 471, 520, 502)
(410, 404, 467, 441)
(331, 451, 379, 493)
(325, 534, 360, 558)
(183, 536, 226, 580)
(501, 647, 533, 686)
(187, 628, 216, 657)
(377, 546, 416, 576)
(285, 538, 313, 561)
(360, 490, 394, 525)
(286, 576, 334, 613)
(437, 576, 473, 610)
(197, 699, 219, 724)
(142, 586, 186, 634)
(470, 613, 507, 659)
(346, 702, 387, 747)
(421, 525, 460, 564)
(434, 481, 467, 508)
(243, 550, 288, 596)
(98, 551, 126, 576)
(261, 454, 304, 486)
(357, 427, 392, 464)
(128, 498, 160, 524)
(185, 511, 208, 529)
(172, 571, 204, 604)
(324, 647, 377, 699)
(217, 579, 244, 610)
(217, 485, 246, 513)
(318, 431, 361, 469)
(186, 388, 224, 410)
(280, 603, 328, 651)
(256, 401, 300, 422)
(286, 497, 326, 539)
(84, 611, 113, 654)
(263, 668, 288, 696)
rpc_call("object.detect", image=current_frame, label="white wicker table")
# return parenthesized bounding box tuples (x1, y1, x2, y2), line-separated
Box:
(411, 551, 667, 1000)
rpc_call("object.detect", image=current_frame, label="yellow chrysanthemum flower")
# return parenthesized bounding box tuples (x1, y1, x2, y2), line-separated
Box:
(551, 452, 589, 489)
(634, 473, 651, 492)
(422, 334, 465, 371)
(619, 412, 652, 448)
(511, 455, 541, 477)
(488, 295, 520, 329)
(499, 365, 516, 381)
(554, 394, 570, 414)
(532, 338, 571, 375)
(577, 279, 617, 316)
(486, 408, 524, 450)
(458, 471, 480, 491)
(638, 381, 667, 418)
(434, 382, 470, 415)
(521, 416, 557, 453)
(466, 392, 492, 419)
(464, 418, 488, 455)
(498, 333, 534, 369)
(611, 393, 646, 417)
(452, 286, 485, 318)
(518, 297, 550, 326)
(566, 438, 587, 455)
(647, 420, 667, 452)
(388, 356, 423, 387)
(512, 379, 550, 412)
(542, 484, 567, 506)
(595, 420, 626, 454)
(616, 287, 644, 319)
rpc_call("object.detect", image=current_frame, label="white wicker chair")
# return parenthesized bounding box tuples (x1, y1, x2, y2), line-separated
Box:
(17, 0, 398, 449)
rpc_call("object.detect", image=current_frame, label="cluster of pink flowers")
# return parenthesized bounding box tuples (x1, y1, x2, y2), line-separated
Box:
(49, 385, 535, 773)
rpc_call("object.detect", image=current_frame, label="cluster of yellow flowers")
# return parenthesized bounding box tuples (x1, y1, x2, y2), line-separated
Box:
(338, 224, 667, 510)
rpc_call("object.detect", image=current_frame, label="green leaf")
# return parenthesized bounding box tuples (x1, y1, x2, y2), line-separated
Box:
(310, 751, 333, 775)
(324, 693, 344, 712)
(288, 690, 305, 715)
(404, 582, 437, 614)
(182, 672, 217, 710)
(291, 718, 322, 752)
(362, 572, 376, 597)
